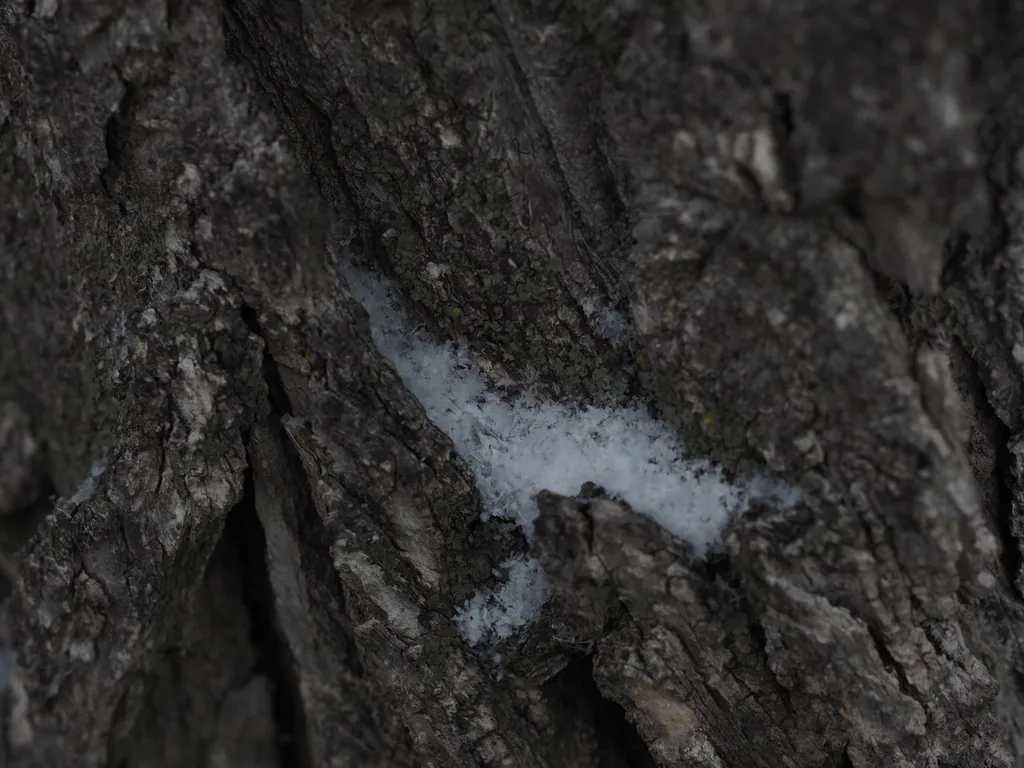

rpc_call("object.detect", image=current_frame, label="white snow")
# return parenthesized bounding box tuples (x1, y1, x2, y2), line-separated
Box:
(1013, 341, 1024, 367)
(69, 460, 108, 504)
(343, 264, 801, 646)
(453, 556, 552, 647)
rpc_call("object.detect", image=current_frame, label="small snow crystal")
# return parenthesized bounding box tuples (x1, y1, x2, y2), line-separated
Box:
(454, 557, 551, 647)
(70, 460, 108, 504)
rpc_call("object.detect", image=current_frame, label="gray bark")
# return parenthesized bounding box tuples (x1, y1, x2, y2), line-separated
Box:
(2, 0, 1024, 766)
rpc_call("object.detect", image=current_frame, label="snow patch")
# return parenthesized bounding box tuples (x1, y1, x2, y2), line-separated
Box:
(344, 265, 797, 552)
(1013, 341, 1024, 367)
(453, 556, 552, 647)
(343, 264, 801, 646)
(70, 460, 108, 504)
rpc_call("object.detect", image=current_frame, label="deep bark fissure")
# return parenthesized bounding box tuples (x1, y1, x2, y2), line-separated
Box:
(237, 302, 395, 763)
(240, 303, 364, 672)
(224, 469, 310, 768)
(855, 248, 924, 358)
(959, 345, 1023, 601)
(546, 655, 658, 768)
(240, 304, 292, 416)
(100, 79, 138, 213)
(940, 231, 972, 290)
(866, 622, 914, 699)
(997, 431, 1023, 599)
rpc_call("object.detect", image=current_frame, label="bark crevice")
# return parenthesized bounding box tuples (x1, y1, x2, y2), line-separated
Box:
(228, 466, 311, 768)
(226, 466, 310, 768)
(956, 342, 1022, 601)
(545, 655, 659, 768)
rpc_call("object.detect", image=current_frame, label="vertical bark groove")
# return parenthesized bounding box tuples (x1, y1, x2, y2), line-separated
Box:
(227, 473, 310, 768)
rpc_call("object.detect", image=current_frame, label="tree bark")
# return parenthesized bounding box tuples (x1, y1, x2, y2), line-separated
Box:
(2, 0, 1024, 766)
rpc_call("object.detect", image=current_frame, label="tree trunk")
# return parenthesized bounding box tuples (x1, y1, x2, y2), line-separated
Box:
(2, 0, 1024, 766)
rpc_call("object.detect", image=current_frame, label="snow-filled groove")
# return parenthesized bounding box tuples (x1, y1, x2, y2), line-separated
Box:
(343, 264, 800, 646)
(453, 556, 552, 647)
(69, 459, 108, 504)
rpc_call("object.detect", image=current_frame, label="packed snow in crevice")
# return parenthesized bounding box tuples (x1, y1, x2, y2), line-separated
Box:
(343, 264, 800, 647)
(69, 459, 108, 504)
(452, 556, 551, 647)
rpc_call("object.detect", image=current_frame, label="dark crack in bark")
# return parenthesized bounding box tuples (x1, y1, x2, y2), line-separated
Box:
(227, 468, 309, 768)
(544, 655, 659, 768)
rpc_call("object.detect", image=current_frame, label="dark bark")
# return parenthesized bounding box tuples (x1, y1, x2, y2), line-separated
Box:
(2, 0, 1024, 766)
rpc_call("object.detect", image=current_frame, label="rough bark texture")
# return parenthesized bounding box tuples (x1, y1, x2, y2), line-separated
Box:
(3, 0, 1024, 766)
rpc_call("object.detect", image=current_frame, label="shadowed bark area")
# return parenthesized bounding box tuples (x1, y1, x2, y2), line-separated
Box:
(3, 1, 1024, 767)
